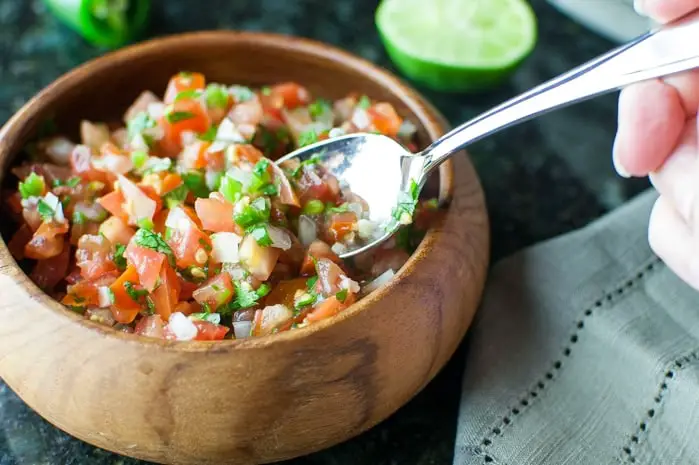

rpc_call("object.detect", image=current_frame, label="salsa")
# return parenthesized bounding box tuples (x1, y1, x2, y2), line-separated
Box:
(5, 72, 442, 341)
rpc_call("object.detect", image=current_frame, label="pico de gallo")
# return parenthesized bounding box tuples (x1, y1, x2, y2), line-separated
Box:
(4, 72, 442, 341)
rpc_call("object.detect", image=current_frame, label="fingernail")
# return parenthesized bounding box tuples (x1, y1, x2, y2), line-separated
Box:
(634, 0, 646, 16)
(613, 151, 631, 178)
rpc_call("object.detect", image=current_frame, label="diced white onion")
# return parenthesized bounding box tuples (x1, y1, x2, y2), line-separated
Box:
(340, 276, 361, 294)
(298, 215, 317, 247)
(205, 169, 221, 191)
(167, 313, 198, 341)
(222, 263, 248, 280)
(328, 127, 346, 138)
(42, 137, 75, 165)
(363, 269, 395, 294)
(98, 286, 113, 308)
(259, 304, 293, 336)
(233, 321, 252, 339)
(165, 206, 192, 231)
(331, 242, 347, 255)
(180, 130, 198, 146)
(211, 232, 242, 263)
(238, 124, 256, 140)
(147, 102, 165, 120)
(226, 167, 254, 190)
(80, 120, 111, 151)
(130, 133, 149, 151)
(117, 174, 157, 224)
(357, 219, 377, 240)
(43, 192, 65, 222)
(397, 120, 417, 138)
(92, 153, 133, 175)
(267, 225, 292, 251)
(216, 118, 245, 144)
(347, 202, 364, 216)
(351, 108, 370, 130)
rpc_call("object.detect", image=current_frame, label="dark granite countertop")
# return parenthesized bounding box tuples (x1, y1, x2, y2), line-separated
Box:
(0, 1, 651, 464)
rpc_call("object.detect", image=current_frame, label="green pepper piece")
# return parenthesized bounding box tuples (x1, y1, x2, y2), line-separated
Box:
(42, 0, 151, 49)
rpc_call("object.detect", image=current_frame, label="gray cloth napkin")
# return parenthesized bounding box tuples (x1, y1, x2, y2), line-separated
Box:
(455, 189, 699, 465)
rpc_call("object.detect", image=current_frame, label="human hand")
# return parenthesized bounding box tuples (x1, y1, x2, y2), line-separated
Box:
(613, 0, 699, 289)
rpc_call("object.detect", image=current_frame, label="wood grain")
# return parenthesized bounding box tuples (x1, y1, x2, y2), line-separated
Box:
(0, 31, 489, 464)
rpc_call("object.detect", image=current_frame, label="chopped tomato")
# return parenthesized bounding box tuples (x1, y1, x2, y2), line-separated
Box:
(161, 173, 183, 195)
(7, 224, 33, 261)
(192, 273, 234, 310)
(98, 190, 127, 221)
(30, 241, 71, 290)
(151, 263, 180, 321)
(125, 239, 165, 291)
(367, 103, 402, 137)
(271, 82, 311, 109)
(180, 140, 210, 170)
(192, 320, 230, 340)
(315, 258, 347, 297)
(134, 314, 165, 339)
(228, 96, 264, 127)
(164, 71, 206, 104)
(259, 90, 284, 122)
(175, 300, 199, 315)
(262, 277, 307, 309)
(152, 209, 169, 235)
(25, 220, 69, 260)
(63, 271, 119, 308)
(109, 265, 142, 323)
(300, 240, 343, 275)
(271, 162, 300, 207)
(328, 211, 357, 242)
(98, 216, 135, 246)
(234, 144, 265, 165)
(138, 184, 163, 217)
(165, 210, 211, 268)
(296, 168, 338, 204)
(194, 196, 239, 233)
(305, 292, 356, 323)
(76, 234, 117, 280)
(205, 148, 225, 171)
(159, 98, 210, 156)
(238, 234, 280, 281)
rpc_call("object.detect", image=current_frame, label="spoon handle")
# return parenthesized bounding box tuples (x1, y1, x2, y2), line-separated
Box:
(420, 8, 699, 175)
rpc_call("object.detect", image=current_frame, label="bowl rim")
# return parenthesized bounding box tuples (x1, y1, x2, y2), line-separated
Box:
(0, 30, 455, 350)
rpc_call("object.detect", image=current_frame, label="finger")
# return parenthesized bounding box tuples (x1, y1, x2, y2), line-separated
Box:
(613, 80, 685, 176)
(648, 195, 699, 291)
(648, 118, 699, 227)
(637, 0, 699, 22)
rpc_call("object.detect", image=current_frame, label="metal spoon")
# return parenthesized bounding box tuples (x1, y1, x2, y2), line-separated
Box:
(276, 8, 699, 259)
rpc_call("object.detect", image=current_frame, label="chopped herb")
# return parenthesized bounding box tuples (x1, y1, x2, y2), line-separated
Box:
(205, 84, 229, 108)
(230, 86, 254, 102)
(179, 71, 193, 78)
(182, 171, 210, 198)
(127, 112, 156, 141)
(164, 184, 189, 209)
(18, 173, 45, 199)
(61, 196, 71, 207)
(261, 86, 272, 96)
(191, 312, 221, 325)
(133, 228, 175, 267)
(201, 302, 213, 313)
(306, 276, 318, 290)
(219, 175, 243, 203)
(256, 283, 271, 298)
(259, 183, 278, 196)
(68, 305, 86, 314)
(145, 297, 155, 314)
(72, 211, 87, 225)
(253, 159, 270, 177)
(52, 179, 63, 188)
(198, 238, 212, 252)
(336, 289, 348, 303)
(390, 179, 420, 226)
(165, 110, 195, 124)
(234, 197, 270, 228)
(298, 129, 318, 147)
(302, 199, 325, 215)
(219, 281, 269, 314)
(199, 125, 218, 142)
(211, 284, 221, 292)
(174, 89, 201, 102)
(357, 95, 371, 109)
(66, 177, 80, 188)
(290, 153, 322, 177)
(327, 202, 349, 214)
(37, 199, 55, 221)
(131, 150, 148, 169)
(139, 155, 172, 177)
(137, 218, 154, 230)
(113, 244, 127, 270)
(294, 292, 317, 310)
(248, 224, 272, 247)
(123, 281, 148, 302)
(73, 295, 86, 304)
(308, 98, 332, 119)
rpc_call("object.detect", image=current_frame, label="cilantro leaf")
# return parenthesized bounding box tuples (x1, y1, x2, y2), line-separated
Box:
(248, 224, 272, 247)
(191, 312, 222, 324)
(133, 228, 175, 267)
(164, 184, 189, 209)
(357, 95, 371, 109)
(297, 130, 318, 147)
(336, 289, 348, 303)
(123, 281, 148, 303)
(37, 199, 55, 221)
(127, 112, 156, 141)
(113, 244, 127, 270)
(182, 171, 210, 198)
(308, 99, 331, 119)
(165, 111, 195, 124)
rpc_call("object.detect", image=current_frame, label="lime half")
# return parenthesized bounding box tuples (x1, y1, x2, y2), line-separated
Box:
(376, 0, 538, 92)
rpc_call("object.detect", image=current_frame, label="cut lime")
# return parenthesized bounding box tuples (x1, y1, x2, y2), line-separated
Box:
(376, 0, 538, 93)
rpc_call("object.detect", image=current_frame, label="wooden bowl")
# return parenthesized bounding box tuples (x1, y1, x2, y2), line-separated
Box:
(0, 32, 489, 464)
